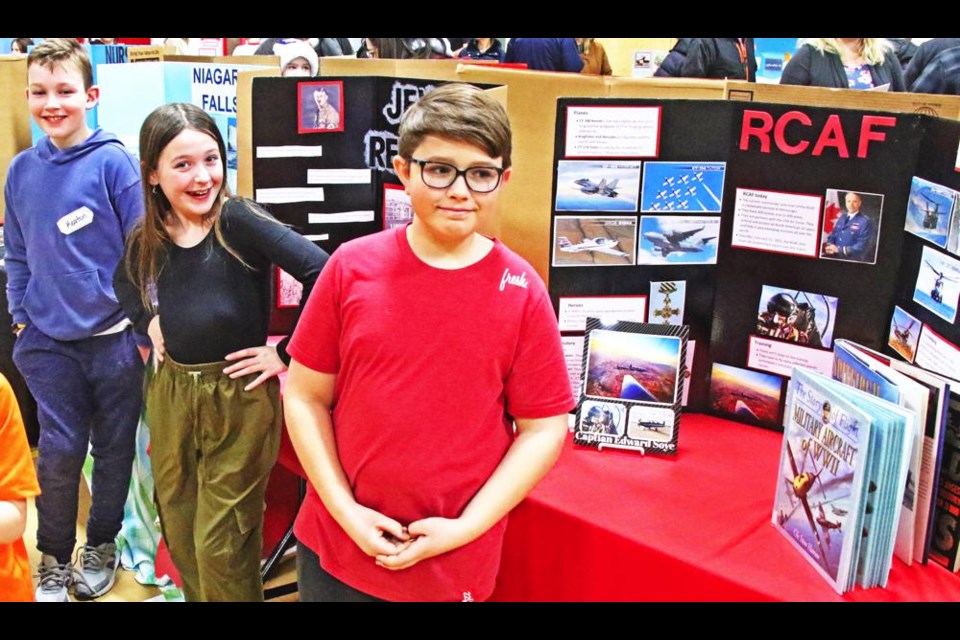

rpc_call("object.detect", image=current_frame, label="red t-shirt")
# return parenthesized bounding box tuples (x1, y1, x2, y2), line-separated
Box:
(287, 227, 574, 601)
(0, 374, 40, 602)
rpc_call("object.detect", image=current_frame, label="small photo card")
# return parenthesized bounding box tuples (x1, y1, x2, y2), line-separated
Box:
(819, 189, 883, 265)
(298, 80, 345, 134)
(913, 245, 960, 324)
(555, 160, 641, 213)
(553, 216, 637, 267)
(708, 362, 783, 429)
(640, 162, 726, 213)
(637, 216, 719, 265)
(756, 285, 838, 349)
(888, 306, 920, 363)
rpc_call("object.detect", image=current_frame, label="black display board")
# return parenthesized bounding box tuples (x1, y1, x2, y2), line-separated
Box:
(550, 99, 729, 415)
(550, 97, 960, 431)
(251, 75, 441, 333)
(887, 116, 960, 375)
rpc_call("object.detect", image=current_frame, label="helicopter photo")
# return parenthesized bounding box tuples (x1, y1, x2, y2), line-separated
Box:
(904, 176, 956, 248)
(912, 247, 960, 323)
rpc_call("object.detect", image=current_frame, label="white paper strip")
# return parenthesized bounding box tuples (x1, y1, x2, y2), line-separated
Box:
(256, 145, 324, 158)
(256, 188, 325, 203)
(307, 169, 372, 184)
(308, 211, 375, 224)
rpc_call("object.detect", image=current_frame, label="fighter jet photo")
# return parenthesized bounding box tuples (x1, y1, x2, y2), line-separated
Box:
(574, 178, 619, 198)
(556, 160, 641, 212)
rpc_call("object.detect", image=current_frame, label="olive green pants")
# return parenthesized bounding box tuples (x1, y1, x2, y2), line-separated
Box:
(146, 355, 281, 602)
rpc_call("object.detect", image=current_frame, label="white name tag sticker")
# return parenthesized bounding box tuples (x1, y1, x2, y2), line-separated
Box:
(57, 207, 94, 235)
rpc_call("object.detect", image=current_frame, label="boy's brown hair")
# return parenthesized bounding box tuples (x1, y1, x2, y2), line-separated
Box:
(398, 83, 512, 168)
(27, 38, 94, 89)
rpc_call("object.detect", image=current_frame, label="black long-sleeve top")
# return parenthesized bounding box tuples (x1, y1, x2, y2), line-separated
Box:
(114, 198, 329, 365)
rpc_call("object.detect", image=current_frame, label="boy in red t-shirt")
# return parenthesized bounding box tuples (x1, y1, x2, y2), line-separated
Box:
(284, 83, 574, 601)
(0, 373, 41, 602)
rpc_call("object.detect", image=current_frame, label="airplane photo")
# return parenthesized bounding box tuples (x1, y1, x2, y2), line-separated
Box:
(574, 177, 619, 198)
(558, 236, 629, 258)
(638, 216, 721, 265)
(640, 162, 726, 213)
(643, 226, 714, 256)
(553, 215, 637, 266)
(555, 160, 641, 212)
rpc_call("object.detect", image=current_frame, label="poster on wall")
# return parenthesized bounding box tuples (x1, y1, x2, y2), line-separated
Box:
(573, 318, 687, 455)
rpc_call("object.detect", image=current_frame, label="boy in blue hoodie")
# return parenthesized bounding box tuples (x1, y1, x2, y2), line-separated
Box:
(3, 38, 145, 602)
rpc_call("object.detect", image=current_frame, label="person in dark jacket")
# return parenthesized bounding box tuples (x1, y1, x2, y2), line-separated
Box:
(887, 38, 918, 67)
(780, 38, 905, 91)
(905, 38, 960, 89)
(654, 38, 695, 77)
(911, 46, 960, 95)
(678, 38, 756, 81)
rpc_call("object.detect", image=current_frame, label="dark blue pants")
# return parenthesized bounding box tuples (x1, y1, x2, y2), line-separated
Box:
(13, 324, 144, 562)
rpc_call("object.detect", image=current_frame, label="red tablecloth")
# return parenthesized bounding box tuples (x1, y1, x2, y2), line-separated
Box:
(487, 413, 960, 601)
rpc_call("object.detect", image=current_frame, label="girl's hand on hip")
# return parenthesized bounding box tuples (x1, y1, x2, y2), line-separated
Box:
(224, 345, 286, 391)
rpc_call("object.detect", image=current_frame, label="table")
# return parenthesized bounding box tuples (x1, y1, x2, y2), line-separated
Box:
(487, 413, 960, 601)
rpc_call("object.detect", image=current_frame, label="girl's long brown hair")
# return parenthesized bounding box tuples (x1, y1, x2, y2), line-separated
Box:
(125, 103, 256, 312)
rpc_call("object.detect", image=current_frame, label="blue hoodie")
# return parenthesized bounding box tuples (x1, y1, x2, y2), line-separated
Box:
(3, 129, 144, 341)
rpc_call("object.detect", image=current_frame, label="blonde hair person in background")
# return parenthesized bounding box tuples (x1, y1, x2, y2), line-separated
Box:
(576, 38, 612, 75)
(780, 38, 906, 91)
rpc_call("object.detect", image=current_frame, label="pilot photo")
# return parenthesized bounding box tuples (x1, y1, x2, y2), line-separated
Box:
(298, 80, 345, 134)
(818, 189, 883, 265)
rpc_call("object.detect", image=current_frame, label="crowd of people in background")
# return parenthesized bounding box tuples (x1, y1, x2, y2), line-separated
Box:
(4, 38, 958, 94)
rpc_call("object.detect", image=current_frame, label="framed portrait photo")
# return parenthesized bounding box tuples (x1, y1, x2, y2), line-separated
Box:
(298, 80, 345, 134)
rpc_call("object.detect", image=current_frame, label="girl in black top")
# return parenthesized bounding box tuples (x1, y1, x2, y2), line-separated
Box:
(114, 103, 328, 601)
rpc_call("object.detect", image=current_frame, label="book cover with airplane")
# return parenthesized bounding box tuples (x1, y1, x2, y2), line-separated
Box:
(555, 160, 642, 212)
(552, 216, 637, 267)
(773, 368, 871, 593)
(637, 216, 720, 265)
(574, 318, 688, 455)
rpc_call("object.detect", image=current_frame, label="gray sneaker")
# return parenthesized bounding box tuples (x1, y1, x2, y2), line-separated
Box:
(73, 542, 118, 600)
(35, 554, 73, 602)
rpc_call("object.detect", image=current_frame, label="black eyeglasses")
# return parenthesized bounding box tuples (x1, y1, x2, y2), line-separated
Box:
(407, 158, 505, 193)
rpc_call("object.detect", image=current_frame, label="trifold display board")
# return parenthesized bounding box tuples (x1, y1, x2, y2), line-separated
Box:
(250, 75, 455, 332)
(549, 97, 960, 431)
(96, 58, 274, 192)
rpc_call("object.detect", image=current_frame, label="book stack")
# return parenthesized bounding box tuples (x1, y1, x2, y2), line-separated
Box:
(772, 368, 915, 594)
(829, 340, 959, 572)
